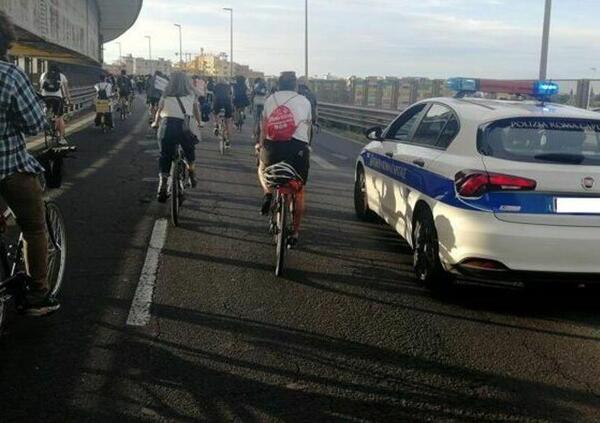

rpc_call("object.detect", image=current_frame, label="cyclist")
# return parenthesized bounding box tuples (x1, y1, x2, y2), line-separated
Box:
(151, 72, 202, 202)
(232, 75, 250, 128)
(40, 63, 71, 146)
(147, 70, 167, 123)
(0, 11, 59, 316)
(192, 75, 207, 127)
(257, 71, 312, 246)
(93, 74, 114, 129)
(251, 77, 268, 141)
(116, 69, 132, 117)
(212, 79, 233, 145)
(128, 75, 135, 108)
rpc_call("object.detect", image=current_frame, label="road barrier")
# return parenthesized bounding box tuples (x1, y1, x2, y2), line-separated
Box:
(318, 102, 400, 132)
(68, 85, 97, 115)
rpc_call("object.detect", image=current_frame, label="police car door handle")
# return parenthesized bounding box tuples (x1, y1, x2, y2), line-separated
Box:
(412, 159, 425, 167)
(385, 152, 394, 158)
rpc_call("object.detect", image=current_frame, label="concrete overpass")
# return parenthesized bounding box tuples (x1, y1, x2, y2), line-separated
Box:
(0, 0, 143, 65)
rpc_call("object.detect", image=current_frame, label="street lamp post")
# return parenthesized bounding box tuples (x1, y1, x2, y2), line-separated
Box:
(539, 0, 552, 80)
(145, 36, 152, 74)
(116, 41, 122, 65)
(305, 0, 308, 81)
(223, 8, 233, 79)
(174, 24, 183, 67)
(145, 35, 152, 60)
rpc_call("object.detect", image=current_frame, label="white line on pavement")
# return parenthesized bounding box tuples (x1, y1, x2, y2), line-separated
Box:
(331, 153, 348, 161)
(26, 113, 96, 151)
(311, 153, 338, 170)
(126, 218, 168, 327)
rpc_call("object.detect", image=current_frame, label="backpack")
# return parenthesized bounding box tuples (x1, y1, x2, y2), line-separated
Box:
(266, 94, 299, 142)
(118, 76, 130, 92)
(43, 71, 61, 93)
(97, 84, 108, 100)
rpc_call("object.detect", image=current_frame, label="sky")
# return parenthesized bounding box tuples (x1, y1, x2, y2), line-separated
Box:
(104, 0, 600, 79)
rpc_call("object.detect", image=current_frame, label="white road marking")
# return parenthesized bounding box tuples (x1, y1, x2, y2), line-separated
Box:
(26, 113, 96, 151)
(126, 218, 168, 326)
(311, 154, 337, 170)
(331, 153, 348, 161)
(144, 149, 161, 155)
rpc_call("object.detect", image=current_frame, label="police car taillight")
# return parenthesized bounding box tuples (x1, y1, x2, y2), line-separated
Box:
(455, 171, 537, 198)
(447, 78, 559, 100)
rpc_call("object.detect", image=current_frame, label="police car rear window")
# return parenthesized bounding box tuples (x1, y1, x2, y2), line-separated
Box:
(478, 117, 600, 166)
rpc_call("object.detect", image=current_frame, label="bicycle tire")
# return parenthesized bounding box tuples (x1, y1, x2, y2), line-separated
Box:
(171, 160, 180, 227)
(275, 194, 287, 277)
(45, 201, 67, 297)
(219, 133, 225, 155)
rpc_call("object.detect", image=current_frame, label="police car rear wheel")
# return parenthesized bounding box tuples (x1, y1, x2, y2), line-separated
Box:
(413, 212, 453, 289)
(354, 168, 377, 222)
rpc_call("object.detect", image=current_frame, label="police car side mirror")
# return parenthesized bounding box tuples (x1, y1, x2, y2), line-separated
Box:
(365, 126, 383, 141)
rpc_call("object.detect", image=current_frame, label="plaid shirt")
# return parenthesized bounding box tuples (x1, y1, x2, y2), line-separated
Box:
(0, 61, 46, 181)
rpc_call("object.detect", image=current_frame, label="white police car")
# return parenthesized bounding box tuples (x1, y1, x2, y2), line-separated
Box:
(354, 78, 600, 288)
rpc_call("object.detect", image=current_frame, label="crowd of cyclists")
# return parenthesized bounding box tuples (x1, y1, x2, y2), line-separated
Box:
(0, 8, 320, 317)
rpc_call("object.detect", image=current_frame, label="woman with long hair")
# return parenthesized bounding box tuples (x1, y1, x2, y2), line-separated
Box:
(152, 71, 202, 202)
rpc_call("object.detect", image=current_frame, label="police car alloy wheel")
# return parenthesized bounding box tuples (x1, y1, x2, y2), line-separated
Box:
(412, 211, 453, 288)
(354, 167, 376, 221)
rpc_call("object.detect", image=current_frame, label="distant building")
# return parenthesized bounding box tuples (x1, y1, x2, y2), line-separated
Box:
(184, 52, 264, 79)
(106, 55, 172, 76)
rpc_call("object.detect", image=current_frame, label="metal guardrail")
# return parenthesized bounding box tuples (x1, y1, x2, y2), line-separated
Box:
(318, 102, 400, 131)
(68, 85, 96, 115)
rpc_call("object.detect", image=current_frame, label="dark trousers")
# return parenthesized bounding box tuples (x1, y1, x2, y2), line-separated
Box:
(0, 173, 48, 297)
(159, 118, 196, 176)
(95, 113, 113, 128)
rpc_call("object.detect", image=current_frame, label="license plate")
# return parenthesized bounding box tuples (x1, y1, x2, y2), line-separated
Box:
(555, 198, 600, 214)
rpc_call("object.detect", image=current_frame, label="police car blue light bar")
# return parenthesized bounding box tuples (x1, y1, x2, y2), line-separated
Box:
(447, 78, 559, 99)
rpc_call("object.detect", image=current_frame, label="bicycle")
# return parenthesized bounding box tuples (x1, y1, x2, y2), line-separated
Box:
(169, 145, 190, 227)
(234, 106, 245, 132)
(264, 163, 304, 276)
(118, 95, 129, 121)
(214, 109, 229, 155)
(128, 92, 135, 113)
(0, 199, 67, 331)
(95, 99, 112, 133)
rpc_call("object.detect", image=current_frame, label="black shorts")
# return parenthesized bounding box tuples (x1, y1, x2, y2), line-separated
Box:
(261, 139, 310, 183)
(213, 97, 233, 118)
(43, 96, 64, 117)
(233, 96, 250, 108)
(148, 96, 160, 107)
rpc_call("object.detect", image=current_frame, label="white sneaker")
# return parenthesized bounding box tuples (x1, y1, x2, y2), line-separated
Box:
(58, 138, 69, 146)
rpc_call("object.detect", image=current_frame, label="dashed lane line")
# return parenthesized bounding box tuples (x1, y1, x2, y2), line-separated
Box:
(126, 218, 168, 327)
(311, 153, 338, 170)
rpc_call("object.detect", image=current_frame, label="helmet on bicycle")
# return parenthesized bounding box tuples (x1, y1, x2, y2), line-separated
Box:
(262, 162, 304, 188)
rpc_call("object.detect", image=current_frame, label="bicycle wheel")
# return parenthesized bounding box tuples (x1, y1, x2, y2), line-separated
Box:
(275, 194, 288, 277)
(170, 160, 180, 227)
(219, 132, 225, 155)
(45, 201, 67, 297)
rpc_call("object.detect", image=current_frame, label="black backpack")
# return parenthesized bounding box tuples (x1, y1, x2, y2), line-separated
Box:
(97, 84, 108, 100)
(118, 76, 130, 92)
(43, 71, 61, 93)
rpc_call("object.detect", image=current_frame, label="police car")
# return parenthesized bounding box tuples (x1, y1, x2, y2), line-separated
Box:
(354, 78, 600, 288)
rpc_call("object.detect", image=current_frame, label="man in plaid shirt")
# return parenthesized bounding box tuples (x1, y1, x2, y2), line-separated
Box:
(0, 11, 60, 316)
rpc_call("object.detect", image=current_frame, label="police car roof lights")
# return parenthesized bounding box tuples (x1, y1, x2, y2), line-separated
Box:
(447, 77, 559, 100)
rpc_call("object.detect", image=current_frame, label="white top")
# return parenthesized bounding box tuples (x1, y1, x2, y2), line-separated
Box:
(94, 82, 113, 98)
(159, 95, 196, 119)
(40, 72, 68, 97)
(193, 79, 207, 97)
(263, 91, 312, 143)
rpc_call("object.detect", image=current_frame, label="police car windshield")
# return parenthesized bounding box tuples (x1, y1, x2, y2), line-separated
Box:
(479, 118, 600, 166)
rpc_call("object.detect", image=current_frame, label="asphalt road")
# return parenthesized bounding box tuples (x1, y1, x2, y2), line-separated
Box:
(0, 98, 599, 422)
